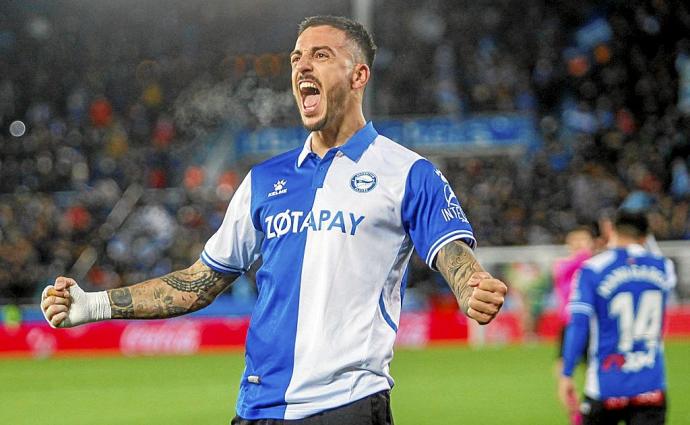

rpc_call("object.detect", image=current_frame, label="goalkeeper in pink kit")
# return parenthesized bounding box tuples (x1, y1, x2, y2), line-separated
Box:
(554, 226, 595, 425)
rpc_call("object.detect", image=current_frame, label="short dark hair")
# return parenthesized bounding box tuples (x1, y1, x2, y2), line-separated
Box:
(614, 210, 649, 239)
(298, 15, 377, 67)
(568, 224, 597, 238)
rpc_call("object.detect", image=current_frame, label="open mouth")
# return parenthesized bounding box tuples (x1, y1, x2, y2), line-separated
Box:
(299, 81, 321, 115)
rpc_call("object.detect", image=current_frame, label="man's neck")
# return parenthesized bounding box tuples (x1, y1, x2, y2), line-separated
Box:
(310, 110, 366, 158)
(610, 234, 646, 248)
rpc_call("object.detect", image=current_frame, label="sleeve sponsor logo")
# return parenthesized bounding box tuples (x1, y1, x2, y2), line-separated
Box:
(434, 169, 468, 223)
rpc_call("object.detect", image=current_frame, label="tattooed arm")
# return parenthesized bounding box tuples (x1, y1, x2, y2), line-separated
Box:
(41, 260, 238, 327)
(435, 240, 507, 324)
(108, 260, 238, 319)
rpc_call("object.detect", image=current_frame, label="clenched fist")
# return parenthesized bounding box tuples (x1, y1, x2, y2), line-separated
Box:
(40, 277, 111, 328)
(466, 271, 507, 325)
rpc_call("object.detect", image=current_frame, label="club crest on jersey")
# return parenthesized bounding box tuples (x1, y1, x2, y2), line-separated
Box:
(268, 179, 287, 197)
(434, 169, 468, 223)
(350, 171, 377, 193)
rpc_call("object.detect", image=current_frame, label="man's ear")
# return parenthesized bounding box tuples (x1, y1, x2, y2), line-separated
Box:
(351, 63, 370, 89)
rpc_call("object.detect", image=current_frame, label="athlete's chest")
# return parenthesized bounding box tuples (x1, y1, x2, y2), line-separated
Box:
(253, 161, 404, 240)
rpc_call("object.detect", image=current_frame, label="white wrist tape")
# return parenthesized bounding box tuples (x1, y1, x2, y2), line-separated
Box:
(86, 290, 112, 322)
(62, 286, 112, 327)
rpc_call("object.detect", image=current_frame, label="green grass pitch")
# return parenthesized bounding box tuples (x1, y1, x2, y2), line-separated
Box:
(2, 341, 689, 424)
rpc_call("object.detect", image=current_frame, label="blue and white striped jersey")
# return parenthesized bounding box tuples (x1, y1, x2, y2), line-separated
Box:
(200, 122, 475, 419)
(564, 244, 676, 399)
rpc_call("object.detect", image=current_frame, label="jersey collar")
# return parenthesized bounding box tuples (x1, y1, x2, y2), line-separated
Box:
(297, 122, 378, 167)
(625, 243, 647, 255)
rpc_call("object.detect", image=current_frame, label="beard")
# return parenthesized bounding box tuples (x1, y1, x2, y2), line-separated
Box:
(303, 115, 328, 132)
(300, 79, 349, 132)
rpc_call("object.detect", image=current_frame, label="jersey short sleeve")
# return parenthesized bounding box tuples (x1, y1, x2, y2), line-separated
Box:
(200, 171, 263, 274)
(401, 159, 475, 270)
(664, 258, 677, 290)
(567, 268, 596, 317)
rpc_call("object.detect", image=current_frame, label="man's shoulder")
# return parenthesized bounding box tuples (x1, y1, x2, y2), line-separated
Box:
(251, 147, 303, 174)
(582, 250, 619, 275)
(370, 133, 424, 164)
(623, 244, 671, 272)
(367, 134, 438, 184)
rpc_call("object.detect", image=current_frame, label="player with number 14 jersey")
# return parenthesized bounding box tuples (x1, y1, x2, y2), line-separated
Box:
(560, 212, 676, 425)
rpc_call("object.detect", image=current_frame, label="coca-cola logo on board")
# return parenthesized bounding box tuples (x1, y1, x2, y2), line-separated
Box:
(120, 321, 201, 355)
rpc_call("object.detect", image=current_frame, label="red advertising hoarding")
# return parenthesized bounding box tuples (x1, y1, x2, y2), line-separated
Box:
(2, 307, 689, 357)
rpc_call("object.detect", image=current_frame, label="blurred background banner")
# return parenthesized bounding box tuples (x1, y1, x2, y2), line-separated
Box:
(235, 114, 540, 159)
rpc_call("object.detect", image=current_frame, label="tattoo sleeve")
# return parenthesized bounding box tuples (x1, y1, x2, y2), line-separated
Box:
(434, 240, 484, 315)
(107, 260, 239, 319)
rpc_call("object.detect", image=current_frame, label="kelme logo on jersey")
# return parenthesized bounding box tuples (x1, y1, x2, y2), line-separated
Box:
(268, 179, 287, 197)
(350, 171, 377, 193)
(434, 169, 469, 223)
(264, 209, 365, 239)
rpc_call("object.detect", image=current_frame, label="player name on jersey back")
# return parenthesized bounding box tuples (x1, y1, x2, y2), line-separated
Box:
(597, 264, 670, 298)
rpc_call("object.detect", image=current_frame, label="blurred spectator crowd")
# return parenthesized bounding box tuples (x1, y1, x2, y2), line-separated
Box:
(0, 0, 689, 302)
(377, 0, 690, 246)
